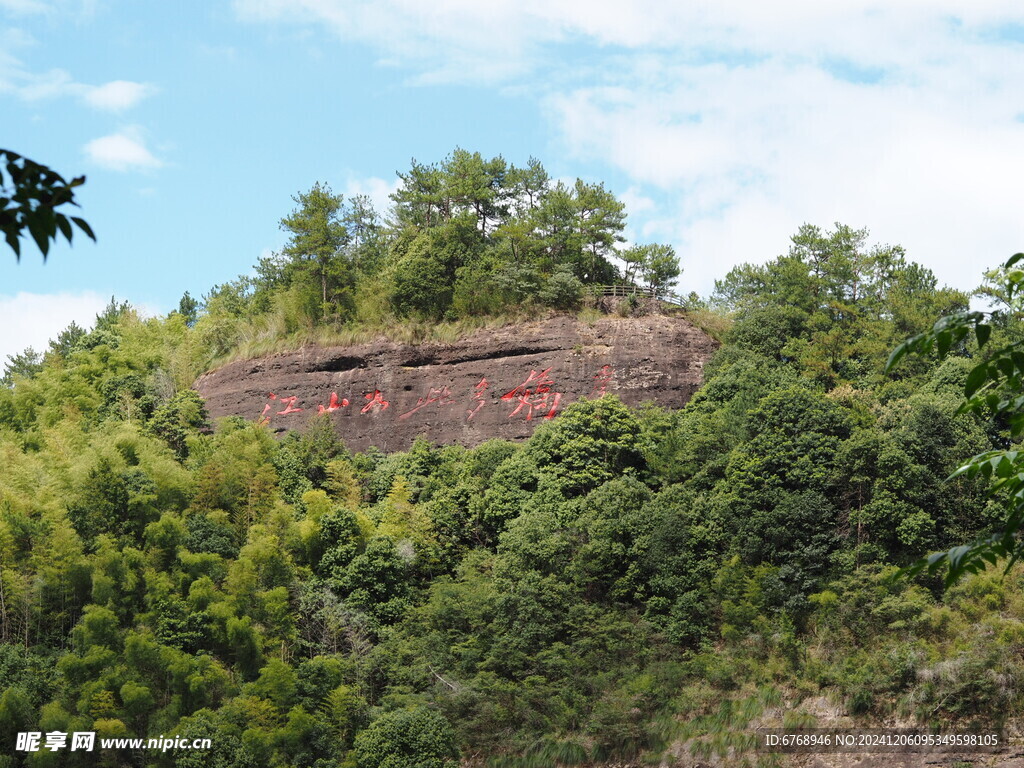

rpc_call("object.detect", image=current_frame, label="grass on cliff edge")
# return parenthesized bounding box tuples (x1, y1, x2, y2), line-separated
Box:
(206, 304, 731, 369)
(209, 312, 531, 368)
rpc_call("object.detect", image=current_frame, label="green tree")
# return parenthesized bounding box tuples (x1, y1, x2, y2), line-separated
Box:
(887, 252, 1024, 583)
(47, 320, 87, 360)
(714, 224, 967, 386)
(441, 148, 508, 234)
(392, 159, 445, 227)
(280, 182, 350, 312)
(533, 180, 625, 282)
(620, 244, 647, 285)
(506, 156, 549, 216)
(713, 255, 816, 314)
(788, 222, 867, 304)
(574, 179, 625, 279)
(177, 291, 200, 327)
(1, 347, 42, 386)
(641, 243, 681, 296)
(621, 243, 681, 296)
(343, 193, 386, 277)
(524, 396, 649, 498)
(354, 707, 459, 768)
(340, 537, 410, 626)
(0, 687, 33, 752)
(390, 216, 482, 318)
(149, 389, 209, 459)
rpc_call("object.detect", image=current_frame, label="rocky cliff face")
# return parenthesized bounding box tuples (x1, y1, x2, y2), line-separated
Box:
(194, 314, 717, 452)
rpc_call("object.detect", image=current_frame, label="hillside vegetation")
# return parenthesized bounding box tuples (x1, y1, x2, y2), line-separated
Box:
(0, 153, 1019, 767)
(191, 149, 682, 365)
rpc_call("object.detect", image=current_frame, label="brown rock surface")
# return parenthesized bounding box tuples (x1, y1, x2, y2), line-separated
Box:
(193, 314, 717, 451)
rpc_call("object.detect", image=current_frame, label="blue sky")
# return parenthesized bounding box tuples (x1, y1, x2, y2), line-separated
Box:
(3, 1, 1024, 363)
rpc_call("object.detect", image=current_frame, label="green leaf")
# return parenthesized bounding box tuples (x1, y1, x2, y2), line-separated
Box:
(4, 227, 20, 259)
(976, 323, 992, 347)
(949, 464, 972, 480)
(56, 214, 72, 243)
(947, 545, 971, 568)
(71, 216, 95, 241)
(996, 456, 1016, 478)
(885, 342, 910, 372)
(1011, 351, 1024, 373)
(28, 221, 50, 257)
(964, 364, 989, 398)
(896, 557, 928, 580)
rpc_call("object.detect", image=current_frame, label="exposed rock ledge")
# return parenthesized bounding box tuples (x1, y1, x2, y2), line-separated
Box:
(194, 314, 718, 452)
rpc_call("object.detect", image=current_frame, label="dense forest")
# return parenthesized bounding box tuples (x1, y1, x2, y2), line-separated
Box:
(0, 151, 1020, 767)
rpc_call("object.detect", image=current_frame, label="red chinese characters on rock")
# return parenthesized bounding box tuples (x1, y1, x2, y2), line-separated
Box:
(360, 389, 390, 414)
(255, 368, 575, 427)
(399, 386, 454, 420)
(317, 392, 349, 414)
(258, 397, 274, 423)
(466, 377, 489, 421)
(500, 367, 563, 421)
(590, 364, 614, 398)
(258, 392, 305, 423)
(276, 395, 304, 415)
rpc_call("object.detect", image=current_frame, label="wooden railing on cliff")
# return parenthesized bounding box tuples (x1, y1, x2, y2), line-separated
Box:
(593, 284, 687, 308)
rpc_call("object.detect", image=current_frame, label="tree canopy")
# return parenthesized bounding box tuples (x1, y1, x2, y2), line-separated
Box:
(887, 252, 1024, 584)
(197, 149, 680, 350)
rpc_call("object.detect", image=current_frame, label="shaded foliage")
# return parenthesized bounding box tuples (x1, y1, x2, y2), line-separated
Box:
(0, 221, 1009, 768)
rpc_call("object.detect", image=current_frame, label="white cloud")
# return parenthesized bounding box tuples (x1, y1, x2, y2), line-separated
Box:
(343, 175, 401, 220)
(0, 0, 100, 17)
(548, 41, 1024, 295)
(83, 127, 162, 172)
(0, 26, 36, 49)
(233, 0, 562, 83)
(0, 64, 155, 110)
(234, 2, 1024, 293)
(232, 1, 1024, 84)
(5, 66, 75, 100)
(0, 0, 51, 15)
(0, 36, 154, 110)
(0, 291, 108, 365)
(82, 79, 155, 111)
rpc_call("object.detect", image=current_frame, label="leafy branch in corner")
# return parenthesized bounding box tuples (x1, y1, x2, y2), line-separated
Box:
(0, 148, 95, 259)
(886, 252, 1024, 585)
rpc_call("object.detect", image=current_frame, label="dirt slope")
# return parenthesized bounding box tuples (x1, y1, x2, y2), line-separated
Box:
(194, 314, 717, 452)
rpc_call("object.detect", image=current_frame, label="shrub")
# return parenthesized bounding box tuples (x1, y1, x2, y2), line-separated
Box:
(354, 706, 459, 768)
